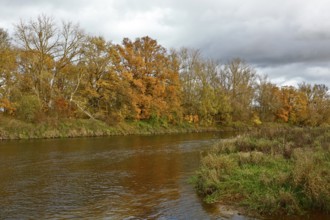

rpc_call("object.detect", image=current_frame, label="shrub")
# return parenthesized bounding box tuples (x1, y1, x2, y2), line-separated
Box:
(292, 148, 330, 211)
(16, 95, 42, 123)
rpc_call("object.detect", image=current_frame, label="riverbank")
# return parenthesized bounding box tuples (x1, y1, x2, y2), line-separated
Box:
(192, 126, 330, 217)
(0, 116, 224, 140)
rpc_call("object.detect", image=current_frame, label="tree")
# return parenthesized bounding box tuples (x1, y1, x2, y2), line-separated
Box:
(175, 48, 231, 125)
(219, 58, 257, 122)
(77, 36, 134, 122)
(272, 86, 308, 124)
(298, 83, 330, 126)
(176, 48, 201, 117)
(0, 28, 10, 49)
(118, 36, 181, 120)
(14, 15, 85, 113)
(0, 28, 17, 114)
(255, 76, 281, 122)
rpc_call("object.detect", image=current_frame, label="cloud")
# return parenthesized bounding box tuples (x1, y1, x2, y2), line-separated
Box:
(257, 62, 330, 87)
(1, 0, 330, 87)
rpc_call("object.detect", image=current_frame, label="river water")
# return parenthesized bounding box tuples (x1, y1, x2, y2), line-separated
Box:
(0, 132, 241, 219)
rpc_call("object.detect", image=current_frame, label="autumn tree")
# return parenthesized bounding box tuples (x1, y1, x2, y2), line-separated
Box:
(2, 14, 330, 127)
(0, 28, 17, 114)
(75, 36, 134, 122)
(176, 48, 201, 118)
(255, 76, 282, 122)
(118, 36, 181, 121)
(298, 83, 330, 126)
(271, 86, 308, 124)
(162, 48, 183, 122)
(219, 58, 257, 122)
(14, 15, 85, 116)
(0, 28, 10, 49)
(175, 48, 231, 125)
(198, 60, 232, 125)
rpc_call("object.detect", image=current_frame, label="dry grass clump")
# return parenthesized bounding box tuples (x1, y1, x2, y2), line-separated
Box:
(193, 126, 330, 216)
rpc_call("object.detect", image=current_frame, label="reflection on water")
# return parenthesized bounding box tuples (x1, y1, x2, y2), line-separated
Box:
(0, 132, 234, 219)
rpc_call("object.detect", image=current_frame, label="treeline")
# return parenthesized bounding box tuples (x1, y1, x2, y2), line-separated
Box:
(1, 15, 330, 126)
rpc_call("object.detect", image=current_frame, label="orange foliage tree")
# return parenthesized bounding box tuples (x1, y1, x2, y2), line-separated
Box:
(118, 36, 181, 121)
(273, 86, 308, 124)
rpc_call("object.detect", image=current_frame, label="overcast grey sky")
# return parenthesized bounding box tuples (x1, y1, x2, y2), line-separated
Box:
(1, 0, 330, 87)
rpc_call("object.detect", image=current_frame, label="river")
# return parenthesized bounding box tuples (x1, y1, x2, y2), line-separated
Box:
(0, 132, 243, 219)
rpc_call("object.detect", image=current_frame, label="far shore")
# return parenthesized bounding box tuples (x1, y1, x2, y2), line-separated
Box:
(0, 116, 239, 141)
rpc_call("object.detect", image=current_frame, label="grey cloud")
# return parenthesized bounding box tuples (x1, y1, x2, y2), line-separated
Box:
(1, 0, 330, 87)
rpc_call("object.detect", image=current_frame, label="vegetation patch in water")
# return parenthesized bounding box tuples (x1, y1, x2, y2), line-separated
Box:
(192, 127, 330, 216)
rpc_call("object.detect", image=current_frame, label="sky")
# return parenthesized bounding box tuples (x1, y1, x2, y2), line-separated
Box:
(1, 0, 330, 87)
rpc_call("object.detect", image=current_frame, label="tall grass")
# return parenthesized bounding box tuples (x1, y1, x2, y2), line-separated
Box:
(0, 115, 218, 140)
(193, 126, 330, 216)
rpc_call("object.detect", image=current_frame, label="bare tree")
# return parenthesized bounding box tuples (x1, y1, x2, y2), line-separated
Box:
(14, 14, 85, 109)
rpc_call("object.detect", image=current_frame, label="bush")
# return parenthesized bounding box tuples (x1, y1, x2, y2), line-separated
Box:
(16, 95, 42, 123)
(292, 149, 330, 211)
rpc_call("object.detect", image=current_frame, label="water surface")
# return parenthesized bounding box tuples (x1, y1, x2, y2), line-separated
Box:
(0, 132, 236, 219)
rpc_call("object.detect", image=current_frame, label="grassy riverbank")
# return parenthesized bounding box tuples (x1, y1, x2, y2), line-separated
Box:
(192, 126, 330, 216)
(0, 116, 222, 140)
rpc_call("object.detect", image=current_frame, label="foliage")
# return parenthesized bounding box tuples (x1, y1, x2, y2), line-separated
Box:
(175, 48, 232, 125)
(1, 15, 330, 127)
(0, 114, 211, 140)
(15, 95, 42, 122)
(118, 36, 182, 120)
